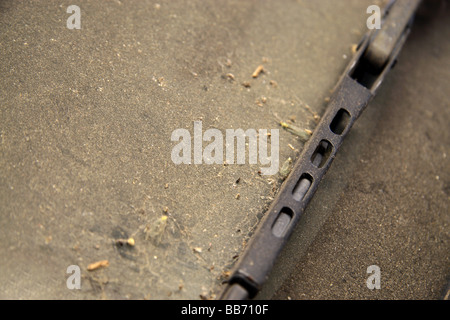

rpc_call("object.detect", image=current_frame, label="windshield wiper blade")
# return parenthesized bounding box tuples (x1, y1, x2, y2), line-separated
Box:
(220, 0, 422, 300)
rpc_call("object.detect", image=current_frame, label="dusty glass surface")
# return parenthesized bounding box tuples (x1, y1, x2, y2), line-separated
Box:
(0, 0, 374, 299)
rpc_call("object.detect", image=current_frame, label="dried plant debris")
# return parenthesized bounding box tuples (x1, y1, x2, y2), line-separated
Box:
(273, 112, 313, 142)
(226, 73, 235, 81)
(193, 247, 202, 254)
(279, 121, 312, 142)
(255, 96, 267, 107)
(280, 157, 293, 180)
(87, 260, 109, 271)
(115, 238, 135, 247)
(303, 103, 321, 123)
(144, 215, 168, 245)
(252, 65, 264, 78)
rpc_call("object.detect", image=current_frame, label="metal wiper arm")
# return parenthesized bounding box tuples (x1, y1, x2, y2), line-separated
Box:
(220, 0, 422, 300)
